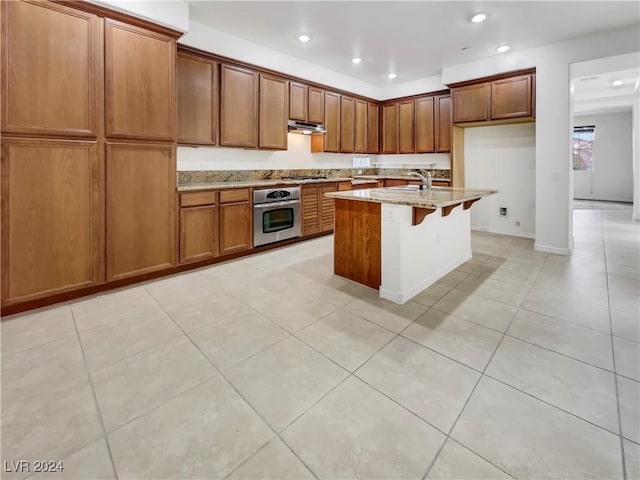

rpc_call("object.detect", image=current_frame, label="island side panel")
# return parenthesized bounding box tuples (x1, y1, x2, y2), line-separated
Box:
(333, 199, 381, 289)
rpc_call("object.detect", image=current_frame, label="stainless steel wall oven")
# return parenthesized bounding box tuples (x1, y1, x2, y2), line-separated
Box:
(253, 187, 301, 247)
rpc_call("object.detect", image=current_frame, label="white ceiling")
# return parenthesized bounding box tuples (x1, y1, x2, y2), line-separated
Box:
(574, 67, 639, 114)
(188, 1, 639, 86)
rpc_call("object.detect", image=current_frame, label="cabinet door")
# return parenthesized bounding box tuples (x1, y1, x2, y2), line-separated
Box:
(323, 92, 341, 153)
(308, 87, 324, 124)
(435, 95, 452, 153)
(1, 139, 104, 305)
(491, 74, 533, 119)
(415, 96, 435, 153)
(180, 206, 217, 263)
(381, 103, 398, 154)
(289, 82, 307, 121)
(177, 53, 217, 145)
(220, 64, 259, 148)
(105, 19, 175, 141)
(398, 100, 415, 154)
(219, 202, 252, 254)
(302, 186, 320, 236)
(452, 83, 490, 123)
(259, 74, 288, 149)
(106, 143, 176, 281)
(354, 99, 367, 154)
(367, 103, 379, 154)
(320, 184, 338, 232)
(1, 0, 102, 137)
(340, 96, 355, 153)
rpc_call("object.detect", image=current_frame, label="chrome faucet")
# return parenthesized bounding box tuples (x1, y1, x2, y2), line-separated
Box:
(407, 171, 432, 190)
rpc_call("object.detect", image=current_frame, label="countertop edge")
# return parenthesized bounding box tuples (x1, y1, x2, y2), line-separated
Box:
(325, 188, 497, 209)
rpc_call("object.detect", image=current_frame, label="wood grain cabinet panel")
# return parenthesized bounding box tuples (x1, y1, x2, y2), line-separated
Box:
(289, 82, 307, 121)
(105, 19, 175, 141)
(340, 96, 355, 153)
(452, 83, 490, 123)
(219, 201, 252, 254)
(320, 184, 338, 232)
(106, 143, 176, 281)
(382, 103, 398, 154)
(302, 186, 320, 236)
(220, 64, 259, 148)
(180, 206, 218, 264)
(259, 74, 289, 149)
(367, 102, 379, 154)
(354, 99, 367, 154)
(323, 92, 341, 153)
(1, 0, 102, 137)
(415, 96, 435, 153)
(435, 94, 451, 153)
(398, 100, 415, 154)
(1, 139, 104, 305)
(491, 74, 533, 119)
(308, 87, 324, 124)
(177, 53, 217, 145)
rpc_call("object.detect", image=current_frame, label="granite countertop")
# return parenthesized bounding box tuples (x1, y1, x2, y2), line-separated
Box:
(325, 186, 497, 209)
(178, 177, 353, 192)
(354, 175, 451, 182)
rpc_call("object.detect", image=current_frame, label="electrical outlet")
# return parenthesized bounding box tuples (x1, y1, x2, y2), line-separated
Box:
(499, 207, 508, 217)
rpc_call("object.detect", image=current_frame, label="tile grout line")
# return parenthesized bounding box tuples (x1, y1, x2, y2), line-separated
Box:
(68, 307, 120, 480)
(601, 211, 628, 480)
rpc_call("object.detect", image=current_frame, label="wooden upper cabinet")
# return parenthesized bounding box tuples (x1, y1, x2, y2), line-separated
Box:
(354, 99, 367, 154)
(289, 82, 307, 121)
(105, 19, 175, 141)
(308, 87, 324, 124)
(435, 94, 451, 153)
(220, 64, 259, 148)
(381, 103, 398, 154)
(323, 92, 341, 153)
(1, 138, 104, 306)
(1, 1, 102, 137)
(398, 100, 415, 154)
(106, 143, 176, 281)
(340, 96, 355, 153)
(415, 96, 435, 153)
(177, 53, 217, 145)
(367, 102, 379, 154)
(452, 83, 490, 123)
(491, 74, 533, 119)
(259, 74, 288, 149)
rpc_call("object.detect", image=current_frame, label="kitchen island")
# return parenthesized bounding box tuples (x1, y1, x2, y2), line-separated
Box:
(325, 186, 496, 304)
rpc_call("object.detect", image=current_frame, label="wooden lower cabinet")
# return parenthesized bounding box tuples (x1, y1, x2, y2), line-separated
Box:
(106, 142, 176, 281)
(219, 201, 252, 254)
(1, 138, 104, 305)
(302, 183, 337, 235)
(180, 205, 218, 263)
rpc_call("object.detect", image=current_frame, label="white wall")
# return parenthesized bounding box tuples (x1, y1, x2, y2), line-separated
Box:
(442, 25, 639, 254)
(88, 0, 189, 31)
(465, 123, 536, 238)
(573, 112, 633, 202)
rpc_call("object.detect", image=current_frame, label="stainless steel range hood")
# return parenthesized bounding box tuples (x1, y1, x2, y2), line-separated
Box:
(287, 119, 326, 135)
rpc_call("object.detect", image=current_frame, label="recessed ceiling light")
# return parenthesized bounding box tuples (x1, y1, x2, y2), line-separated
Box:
(470, 13, 488, 23)
(612, 80, 624, 87)
(298, 34, 310, 43)
(496, 45, 510, 53)
(387, 73, 397, 79)
(351, 57, 362, 64)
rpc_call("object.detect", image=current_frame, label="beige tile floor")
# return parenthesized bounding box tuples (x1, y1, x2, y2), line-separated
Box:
(2, 207, 639, 480)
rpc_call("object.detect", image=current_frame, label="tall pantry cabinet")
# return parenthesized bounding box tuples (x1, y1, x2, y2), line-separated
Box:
(1, 0, 181, 308)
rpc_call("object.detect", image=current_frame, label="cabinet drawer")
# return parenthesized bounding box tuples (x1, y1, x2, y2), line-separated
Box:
(220, 188, 250, 203)
(180, 191, 217, 207)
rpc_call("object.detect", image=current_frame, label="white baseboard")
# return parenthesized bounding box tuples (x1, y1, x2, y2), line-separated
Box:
(534, 243, 571, 255)
(379, 251, 471, 304)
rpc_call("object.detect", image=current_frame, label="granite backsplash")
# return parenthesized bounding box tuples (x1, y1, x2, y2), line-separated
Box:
(177, 168, 450, 186)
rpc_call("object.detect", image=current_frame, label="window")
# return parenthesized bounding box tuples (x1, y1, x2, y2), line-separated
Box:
(573, 126, 595, 171)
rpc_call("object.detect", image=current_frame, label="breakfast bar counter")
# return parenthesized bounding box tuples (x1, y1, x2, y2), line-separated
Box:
(325, 186, 496, 304)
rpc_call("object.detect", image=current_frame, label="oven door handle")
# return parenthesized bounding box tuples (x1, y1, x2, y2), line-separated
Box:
(253, 200, 300, 209)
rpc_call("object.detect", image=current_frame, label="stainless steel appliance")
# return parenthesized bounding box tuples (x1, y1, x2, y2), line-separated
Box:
(253, 187, 301, 247)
